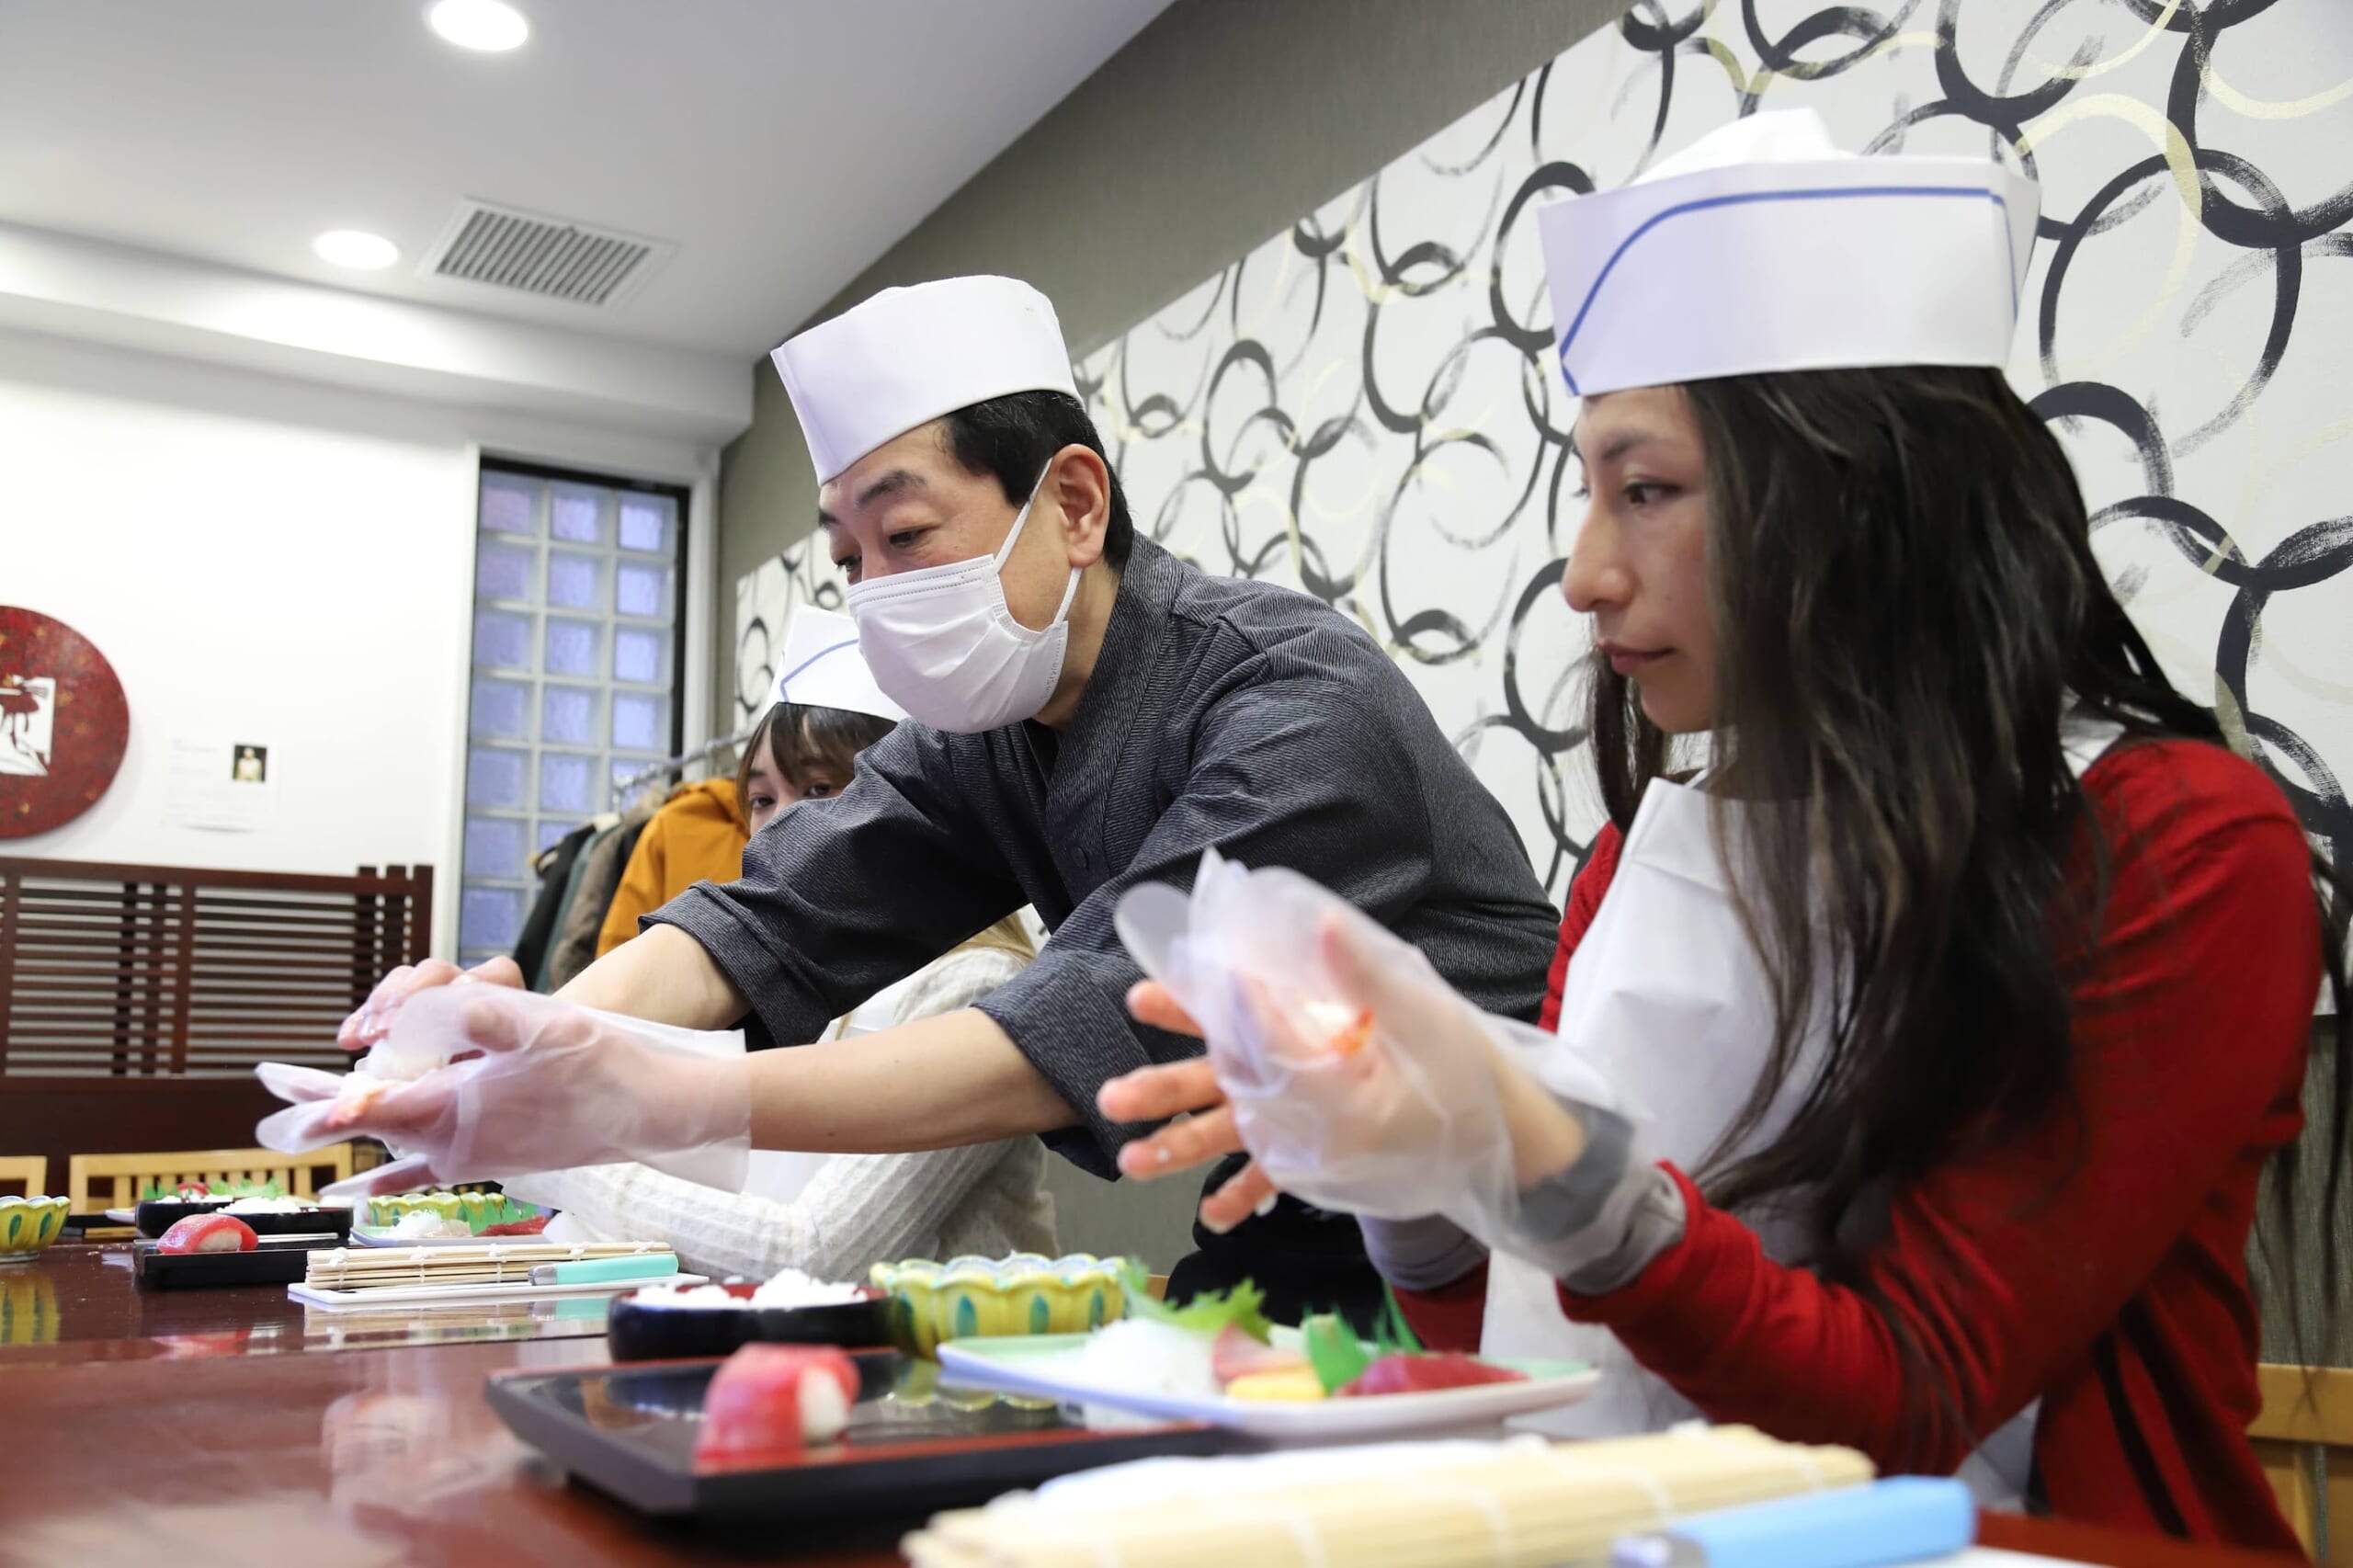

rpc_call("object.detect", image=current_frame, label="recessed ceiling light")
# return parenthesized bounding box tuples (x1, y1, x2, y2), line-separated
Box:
(428, 0, 529, 52)
(313, 230, 400, 270)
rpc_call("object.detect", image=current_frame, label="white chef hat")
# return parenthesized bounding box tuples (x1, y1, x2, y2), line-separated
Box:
(1537, 109, 2040, 398)
(772, 275, 1080, 483)
(770, 607, 904, 722)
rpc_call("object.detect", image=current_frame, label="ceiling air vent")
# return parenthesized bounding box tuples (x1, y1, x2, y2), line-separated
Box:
(420, 199, 675, 308)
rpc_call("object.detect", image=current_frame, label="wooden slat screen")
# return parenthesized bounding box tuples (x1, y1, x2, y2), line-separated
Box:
(0, 859, 430, 1078)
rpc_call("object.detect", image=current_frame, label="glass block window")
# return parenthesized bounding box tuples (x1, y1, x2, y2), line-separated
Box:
(458, 464, 686, 968)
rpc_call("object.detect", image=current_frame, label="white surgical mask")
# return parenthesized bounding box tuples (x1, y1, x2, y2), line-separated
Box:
(843, 472, 1081, 732)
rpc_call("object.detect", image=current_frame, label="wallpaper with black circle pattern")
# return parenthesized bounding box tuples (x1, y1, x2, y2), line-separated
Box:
(741, 0, 2353, 902)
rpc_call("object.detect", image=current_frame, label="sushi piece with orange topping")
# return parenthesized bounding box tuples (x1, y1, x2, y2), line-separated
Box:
(1302, 1000, 1376, 1058)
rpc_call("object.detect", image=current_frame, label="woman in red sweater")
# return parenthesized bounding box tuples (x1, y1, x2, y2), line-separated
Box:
(1100, 115, 2347, 1552)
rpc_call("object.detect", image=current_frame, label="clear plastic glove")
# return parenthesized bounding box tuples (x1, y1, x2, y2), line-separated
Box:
(256, 985, 750, 1200)
(1115, 850, 1639, 1262)
(337, 955, 523, 1055)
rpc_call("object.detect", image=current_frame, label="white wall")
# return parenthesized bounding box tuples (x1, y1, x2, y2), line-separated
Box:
(0, 328, 720, 957)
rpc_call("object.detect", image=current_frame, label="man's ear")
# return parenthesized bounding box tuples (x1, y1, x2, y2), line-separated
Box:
(1044, 443, 1112, 570)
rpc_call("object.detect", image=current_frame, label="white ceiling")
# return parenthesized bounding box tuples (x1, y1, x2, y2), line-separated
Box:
(0, 0, 1172, 358)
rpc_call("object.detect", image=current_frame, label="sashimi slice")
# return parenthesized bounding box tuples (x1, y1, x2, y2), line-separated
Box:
(1337, 1351, 1528, 1397)
(1211, 1323, 1308, 1386)
(478, 1214, 550, 1237)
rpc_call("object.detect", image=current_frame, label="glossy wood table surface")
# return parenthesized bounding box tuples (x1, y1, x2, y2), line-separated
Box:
(0, 1241, 611, 1367)
(0, 1332, 904, 1567)
(0, 1244, 2299, 1566)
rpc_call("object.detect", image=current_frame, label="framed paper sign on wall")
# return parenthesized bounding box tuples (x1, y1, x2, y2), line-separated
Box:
(0, 607, 130, 838)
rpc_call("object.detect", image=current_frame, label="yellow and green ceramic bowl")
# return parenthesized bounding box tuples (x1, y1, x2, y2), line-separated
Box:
(870, 1252, 1130, 1358)
(0, 1197, 67, 1263)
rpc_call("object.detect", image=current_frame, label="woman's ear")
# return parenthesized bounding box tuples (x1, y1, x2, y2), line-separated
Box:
(1045, 444, 1112, 571)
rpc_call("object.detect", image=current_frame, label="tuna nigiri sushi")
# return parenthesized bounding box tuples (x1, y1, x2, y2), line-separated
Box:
(694, 1343, 859, 1460)
(155, 1213, 258, 1255)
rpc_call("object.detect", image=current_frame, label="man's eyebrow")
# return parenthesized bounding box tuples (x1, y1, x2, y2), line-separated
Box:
(856, 468, 926, 508)
(817, 469, 926, 528)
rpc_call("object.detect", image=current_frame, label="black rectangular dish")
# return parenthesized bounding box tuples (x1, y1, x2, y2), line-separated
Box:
(132, 1233, 344, 1290)
(133, 1199, 354, 1239)
(484, 1352, 1242, 1522)
(606, 1282, 891, 1362)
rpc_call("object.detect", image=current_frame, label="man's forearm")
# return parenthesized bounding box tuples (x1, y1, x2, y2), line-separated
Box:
(746, 1006, 1077, 1153)
(555, 924, 749, 1028)
(555, 934, 1077, 1152)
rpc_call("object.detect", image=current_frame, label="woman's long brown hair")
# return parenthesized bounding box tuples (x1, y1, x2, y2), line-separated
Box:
(1586, 365, 2348, 1380)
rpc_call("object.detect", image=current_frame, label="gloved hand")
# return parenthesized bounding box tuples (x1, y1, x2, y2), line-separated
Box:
(1114, 850, 1641, 1268)
(337, 955, 523, 1055)
(257, 985, 751, 1199)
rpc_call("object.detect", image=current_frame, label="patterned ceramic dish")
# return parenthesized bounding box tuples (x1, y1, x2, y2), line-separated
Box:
(0, 1197, 68, 1264)
(363, 1191, 538, 1232)
(870, 1252, 1130, 1358)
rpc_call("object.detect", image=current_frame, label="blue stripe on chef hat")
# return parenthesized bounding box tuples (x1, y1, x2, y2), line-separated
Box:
(776, 637, 862, 701)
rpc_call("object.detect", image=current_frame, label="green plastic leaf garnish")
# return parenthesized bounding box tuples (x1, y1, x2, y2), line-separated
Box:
(1372, 1283, 1425, 1357)
(1302, 1312, 1370, 1393)
(1120, 1258, 1273, 1344)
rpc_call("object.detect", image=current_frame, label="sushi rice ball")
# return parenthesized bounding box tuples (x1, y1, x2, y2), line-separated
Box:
(389, 1210, 472, 1240)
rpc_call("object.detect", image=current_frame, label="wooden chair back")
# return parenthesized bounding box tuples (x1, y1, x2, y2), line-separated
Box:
(0, 1155, 47, 1198)
(67, 1144, 355, 1211)
(0, 858, 429, 1204)
(2252, 1362, 2352, 1564)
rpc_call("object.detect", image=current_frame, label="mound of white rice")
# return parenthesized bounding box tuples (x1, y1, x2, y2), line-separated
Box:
(631, 1268, 864, 1311)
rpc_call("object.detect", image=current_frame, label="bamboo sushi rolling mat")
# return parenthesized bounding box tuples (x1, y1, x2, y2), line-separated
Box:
(303, 1240, 674, 1291)
(903, 1425, 1874, 1568)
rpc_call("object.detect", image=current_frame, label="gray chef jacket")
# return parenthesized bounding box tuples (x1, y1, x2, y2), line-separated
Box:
(650, 535, 1561, 1179)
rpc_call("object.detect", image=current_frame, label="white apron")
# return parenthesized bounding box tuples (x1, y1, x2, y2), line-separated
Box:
(1483, 720, 2121, 1506)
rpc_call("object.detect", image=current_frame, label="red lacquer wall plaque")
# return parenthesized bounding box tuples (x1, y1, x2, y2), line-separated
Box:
(0, 608, 130, 838)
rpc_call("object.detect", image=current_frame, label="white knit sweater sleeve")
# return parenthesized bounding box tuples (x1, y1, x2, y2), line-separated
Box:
(506, 945, 1034, 1282)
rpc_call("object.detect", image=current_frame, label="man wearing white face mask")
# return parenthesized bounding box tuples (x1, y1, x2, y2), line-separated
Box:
(310, 275, 1561, 1325)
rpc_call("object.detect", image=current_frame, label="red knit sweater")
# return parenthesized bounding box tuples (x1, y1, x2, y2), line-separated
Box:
(1399, 740, 2314, 1553)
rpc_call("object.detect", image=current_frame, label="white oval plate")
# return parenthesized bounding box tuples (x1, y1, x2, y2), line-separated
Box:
(938, 1332, 1598, 1442)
